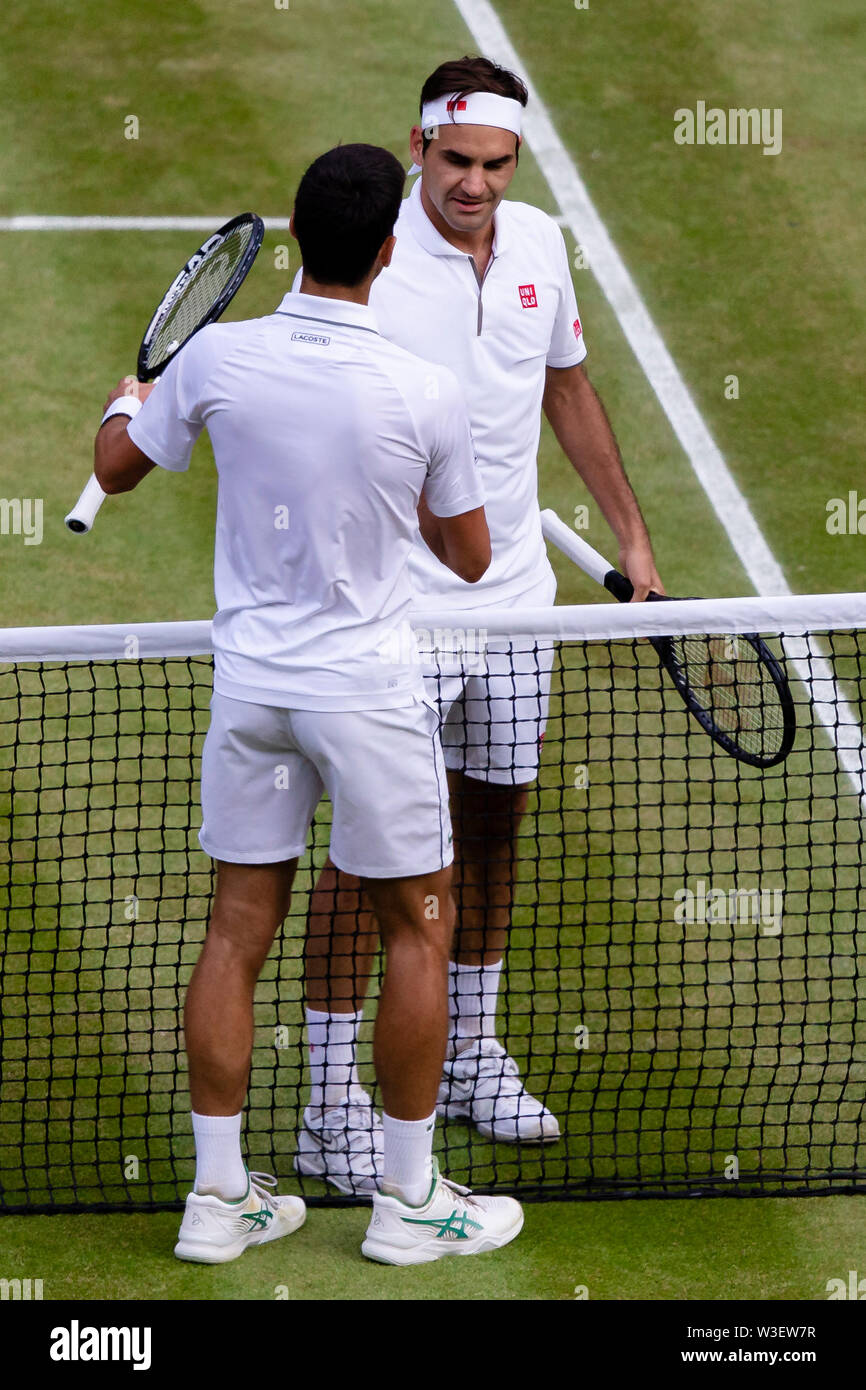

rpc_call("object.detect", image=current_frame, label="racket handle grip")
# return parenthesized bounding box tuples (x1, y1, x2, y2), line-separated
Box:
(604, 570, 634, 603)
(65, 474, 107, 534)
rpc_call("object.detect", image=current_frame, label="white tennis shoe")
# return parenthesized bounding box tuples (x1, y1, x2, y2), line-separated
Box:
(362, 1158, 523, 1265)
(437, 1038, 560, 1143)
(174, 1171, 306, 1264)
(294, 1092, 383, 1196)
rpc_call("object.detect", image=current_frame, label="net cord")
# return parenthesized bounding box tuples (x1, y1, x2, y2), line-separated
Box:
(3, 590, 866, 664)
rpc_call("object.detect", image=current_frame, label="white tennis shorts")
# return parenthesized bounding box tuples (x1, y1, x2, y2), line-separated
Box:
(199, 692, 452, 878)
(421, 571, 556, 786)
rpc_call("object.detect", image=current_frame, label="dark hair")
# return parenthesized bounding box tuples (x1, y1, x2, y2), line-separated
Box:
(419, 55, 528, 159)
(293, 144, 406, 288)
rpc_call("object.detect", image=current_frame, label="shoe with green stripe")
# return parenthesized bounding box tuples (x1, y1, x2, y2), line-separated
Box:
(361, 1159, 523, 1266)
(174, 1170, 306, 1264)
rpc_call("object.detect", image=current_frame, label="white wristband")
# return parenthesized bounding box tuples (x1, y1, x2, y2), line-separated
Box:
(101, 395, 144, 426)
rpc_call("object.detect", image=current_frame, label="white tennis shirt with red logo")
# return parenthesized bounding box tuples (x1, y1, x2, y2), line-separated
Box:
(371, 177, 587, 608)
(291, 180, 587, 606)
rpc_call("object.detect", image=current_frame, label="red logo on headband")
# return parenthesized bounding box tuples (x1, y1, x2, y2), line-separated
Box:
(447, 98, 468, 114)
(519, 284, 538, 308)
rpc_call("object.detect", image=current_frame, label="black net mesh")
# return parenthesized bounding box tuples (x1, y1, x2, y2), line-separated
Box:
(1, 623, 865, 1212)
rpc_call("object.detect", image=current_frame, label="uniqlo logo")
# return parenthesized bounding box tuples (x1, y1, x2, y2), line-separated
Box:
(573, 316, 582, 338)
(447, 98, 468, 113)
(519, 283, 538, 308)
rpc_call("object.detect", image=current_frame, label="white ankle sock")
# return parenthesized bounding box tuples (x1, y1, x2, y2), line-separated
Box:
(306, 1007, 363, 1110)
(448, 960, 503, 1047)
(381, 1111, 436, 1207)
(192, 1111, 247, 1200)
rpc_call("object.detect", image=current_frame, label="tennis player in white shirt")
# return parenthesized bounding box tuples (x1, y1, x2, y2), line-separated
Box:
(93, 142, 528, 1267)
(297, 58, 664, 1195)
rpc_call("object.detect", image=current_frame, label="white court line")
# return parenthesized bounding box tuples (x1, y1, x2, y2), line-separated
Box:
(453, 0, 866, 805)
(0, 216, 291, 231)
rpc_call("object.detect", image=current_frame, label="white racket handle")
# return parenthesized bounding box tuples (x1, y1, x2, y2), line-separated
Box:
(65, 474, 107, 534)
(65, 388, 151, 535)
(540, 508, 615, 587)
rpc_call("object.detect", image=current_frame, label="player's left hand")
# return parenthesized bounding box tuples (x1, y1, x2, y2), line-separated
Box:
(102, 377, 156, 413)
(618, 541, 664, 602)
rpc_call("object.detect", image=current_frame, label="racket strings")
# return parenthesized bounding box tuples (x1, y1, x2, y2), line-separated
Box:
(144, 222, 255, 372)
(670, 633, 787, 758)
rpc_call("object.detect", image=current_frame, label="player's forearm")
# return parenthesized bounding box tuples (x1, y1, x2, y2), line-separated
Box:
(543, 366, 650, 550)
(418, 493, 490, 582)
(94, 418, 155, 494)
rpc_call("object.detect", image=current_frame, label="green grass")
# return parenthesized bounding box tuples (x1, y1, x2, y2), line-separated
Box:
(1, 0, 864, 1300)
(0, 1194, 862, 1300)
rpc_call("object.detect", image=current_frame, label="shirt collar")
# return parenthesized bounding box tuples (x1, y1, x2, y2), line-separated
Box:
(403, 176, 507, 259)
(276, 290, 379, 334)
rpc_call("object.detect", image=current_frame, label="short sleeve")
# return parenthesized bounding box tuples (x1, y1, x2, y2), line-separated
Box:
(126, 331, 216, 472)
(546, 225, 588, 369)
(423, 371, 486, 518)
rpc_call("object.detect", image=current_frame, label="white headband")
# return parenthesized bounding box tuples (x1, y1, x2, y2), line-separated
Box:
(421, 91, 524, 137)
(408, 91, 524, 176)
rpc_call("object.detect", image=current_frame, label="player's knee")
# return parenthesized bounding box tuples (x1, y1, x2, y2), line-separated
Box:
(371, 878, 454, 955)
(206, 905, 278, 976)
(404, 912, 452, 966)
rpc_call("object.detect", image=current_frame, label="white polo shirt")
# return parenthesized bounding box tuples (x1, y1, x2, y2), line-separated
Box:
(293, 178, 586, 607)
(126, 293, 484, 710)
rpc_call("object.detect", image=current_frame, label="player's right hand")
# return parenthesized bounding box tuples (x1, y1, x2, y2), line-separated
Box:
(102, 377, 156, 413)
(618, 539, 664, 602)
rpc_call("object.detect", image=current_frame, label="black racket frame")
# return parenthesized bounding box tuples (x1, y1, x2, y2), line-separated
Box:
(604, 569, 796, 769)
(136, 212, 265, 382)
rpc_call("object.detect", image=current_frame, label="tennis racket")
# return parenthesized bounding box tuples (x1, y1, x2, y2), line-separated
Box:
(65, 212, 265, 533)
(541, 511, 796, 769)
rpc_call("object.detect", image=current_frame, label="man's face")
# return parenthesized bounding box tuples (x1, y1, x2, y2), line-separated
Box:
(410, 122, 519, 235)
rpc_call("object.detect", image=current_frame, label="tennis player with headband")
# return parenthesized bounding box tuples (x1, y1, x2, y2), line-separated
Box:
(295, 56, 664, 1195)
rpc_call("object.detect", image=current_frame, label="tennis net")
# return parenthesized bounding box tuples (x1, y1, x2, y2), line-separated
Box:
(1, 589, 865, 1211)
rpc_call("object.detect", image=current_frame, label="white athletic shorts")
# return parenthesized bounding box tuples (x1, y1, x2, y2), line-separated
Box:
(420, 570, 557, 786)
(198, 692, 452, 878)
